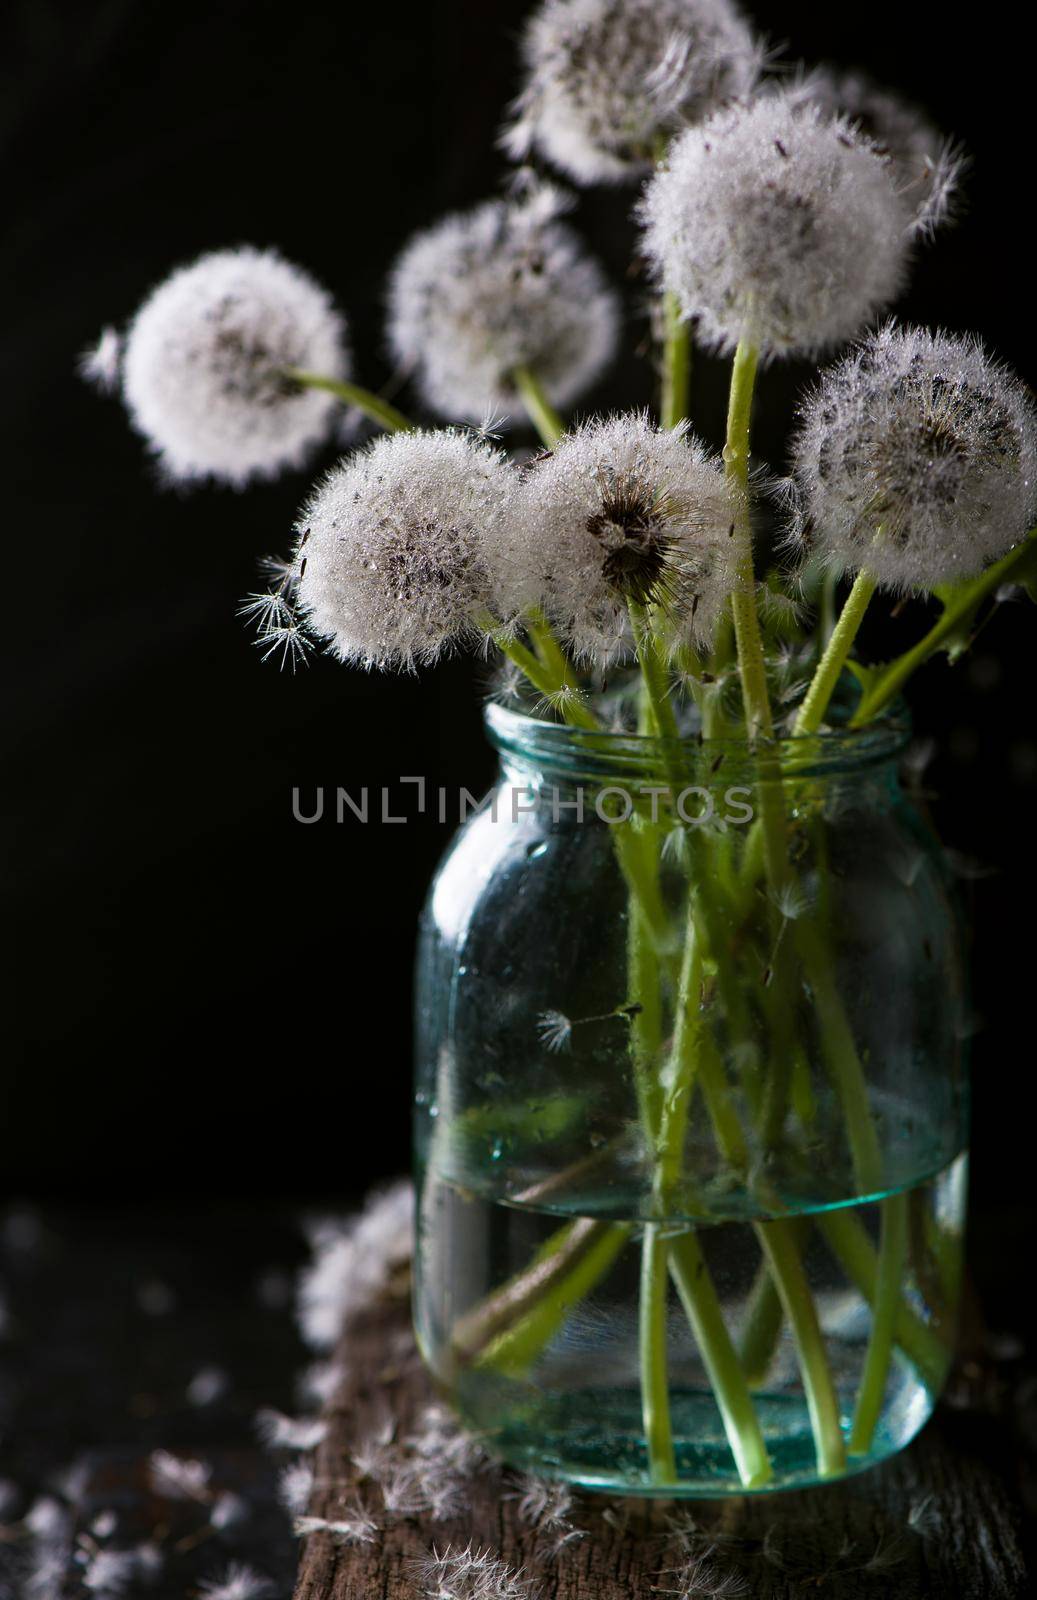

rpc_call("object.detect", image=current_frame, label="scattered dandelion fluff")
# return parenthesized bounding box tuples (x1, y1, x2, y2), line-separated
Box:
(79, 326, 123, 394)
(119, 247, 348, 487)
(294, 1503, 379, 1546)
(210, 1492, 249, 1530)
(146, 1449, 212, 1502)
(415, 1543, 540, 1600)
(187, 1366, 229, 1407)
(640, 92, 910, 358)
(278, 1460, 315, 1518)
(788, 67, 963, 236)
(790, 324, 1037, 589)
(255, 1409, 328, 1451)
(503, 0, 760, 184)
(295, 431, 524, 669)
(298, 1180, 414, 1348)
(197, 1563, 274, 1600)
(514, 412, 741, 662)
(662, 1551, 749, 1597)
(537, 1009, 573, 1052)
(387, 189, 618, 423)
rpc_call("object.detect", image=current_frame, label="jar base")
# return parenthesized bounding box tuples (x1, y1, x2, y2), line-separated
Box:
(454, 1382, 936, 1497)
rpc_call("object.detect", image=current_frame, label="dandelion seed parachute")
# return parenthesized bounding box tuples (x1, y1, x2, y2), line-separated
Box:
(295, 431, 525, 670)
(79, 327, 123, 395)
(513, 412, 741, 663)
(503, 0, 760, 185)
(788, 67, 963, 236)
(119, 247, 348, 487)
(386, 189, 618, 424)
(639, 92, 911, 359)
(790, 324, 1037, 590)
(197, 1563, 274, 1600)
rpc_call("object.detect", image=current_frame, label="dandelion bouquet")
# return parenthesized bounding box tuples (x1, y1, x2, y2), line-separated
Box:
(86, 0, 1035, 1496)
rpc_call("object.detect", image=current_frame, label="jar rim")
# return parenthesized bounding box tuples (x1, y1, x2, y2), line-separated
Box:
(484, 690, 911, 782)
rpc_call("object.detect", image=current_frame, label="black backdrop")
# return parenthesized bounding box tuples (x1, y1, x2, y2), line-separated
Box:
(3, 0, 1035, 1215)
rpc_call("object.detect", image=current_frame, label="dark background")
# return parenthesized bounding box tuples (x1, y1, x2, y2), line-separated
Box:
(3, 0, 1034, 1227)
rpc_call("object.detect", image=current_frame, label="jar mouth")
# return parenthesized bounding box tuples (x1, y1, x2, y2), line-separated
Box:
(485, 682, 911, 782)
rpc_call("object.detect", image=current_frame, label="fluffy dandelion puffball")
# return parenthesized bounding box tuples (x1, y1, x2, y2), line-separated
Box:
(386, 189, 619, 424)
(120, 247, 348, 487)
(515, 412, 741, 662)
(789, 67, 962, 237)
(791, 325, 1037, 589)
(640, 92, 911, 359)
(504, 0, 760, 185)
(294, 430, 524, 668)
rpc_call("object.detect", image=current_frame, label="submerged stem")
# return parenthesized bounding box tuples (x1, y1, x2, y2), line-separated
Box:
(640, 1224, 677, 1482)
(668, 1233, 773, 1488)
(754, 1218, 847, 1478)
(849, 1191, 909, 1455)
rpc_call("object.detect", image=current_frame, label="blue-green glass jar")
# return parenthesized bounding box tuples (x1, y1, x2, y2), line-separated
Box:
(413, 693, 967, 1496)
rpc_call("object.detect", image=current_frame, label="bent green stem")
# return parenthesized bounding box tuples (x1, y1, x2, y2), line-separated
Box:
(469, 1222, 631, 1375)
(668, 1233, 773, 1488)
(283, 368, 412, 434)
(795, 570, 878, 735)
(754, 1218, 847, 1477)
(817, 1205, 949, 1391)
(849, 1191, 909, 1454)
(850, 528, 1037, 725)
(513, 364, 565, 448)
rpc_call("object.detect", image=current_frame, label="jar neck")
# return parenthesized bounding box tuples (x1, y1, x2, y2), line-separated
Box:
(485, 698, 911, 796)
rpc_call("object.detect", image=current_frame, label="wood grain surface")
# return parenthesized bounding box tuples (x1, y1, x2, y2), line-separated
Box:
(293, 1283, 1029, 1599)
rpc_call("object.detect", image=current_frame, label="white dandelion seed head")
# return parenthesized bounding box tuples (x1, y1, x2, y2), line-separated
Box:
(197, 1563, 274, 1600)
(120, 247, 348, 487)
(639, 92, 911, 359)
(790, 324, 1037, 590)
(387, 190, 619, 423)
(79, 326, 123, 394)
(786, 67, 963, 237)
(503, 0, 761, 185)
(298, 1180, 414, 1348)
(512, 412, 741, 663)
(294, 430, 525, 670)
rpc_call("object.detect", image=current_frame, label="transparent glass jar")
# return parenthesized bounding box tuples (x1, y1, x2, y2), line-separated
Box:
(413, 693, 968, 1496)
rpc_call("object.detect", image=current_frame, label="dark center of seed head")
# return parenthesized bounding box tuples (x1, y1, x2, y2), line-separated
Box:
(586, 488, 672, 605)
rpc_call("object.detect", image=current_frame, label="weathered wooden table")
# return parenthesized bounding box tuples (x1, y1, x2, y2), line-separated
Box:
(293, 1281, 1031, 1600)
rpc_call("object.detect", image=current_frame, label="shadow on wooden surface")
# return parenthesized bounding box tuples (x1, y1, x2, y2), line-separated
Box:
(293, 1285, 1029, 1600)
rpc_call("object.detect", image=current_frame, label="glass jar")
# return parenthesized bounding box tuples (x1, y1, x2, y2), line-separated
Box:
(413, 691, 968, 1496)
